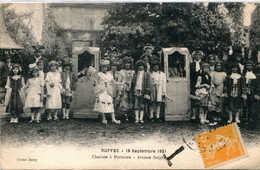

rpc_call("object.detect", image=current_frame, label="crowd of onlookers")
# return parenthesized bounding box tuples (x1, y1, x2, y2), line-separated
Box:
(0, 45, 259, 129)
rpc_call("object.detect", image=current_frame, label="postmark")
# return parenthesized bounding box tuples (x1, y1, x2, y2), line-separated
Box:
(195, 123, 247, 168)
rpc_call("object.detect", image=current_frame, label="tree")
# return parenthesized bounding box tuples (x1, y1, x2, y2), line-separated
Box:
(250, 4, 260, 50)
(41, 4, 68, 60)
(99, 3, 242, 60)
(1, 4, 37, 56)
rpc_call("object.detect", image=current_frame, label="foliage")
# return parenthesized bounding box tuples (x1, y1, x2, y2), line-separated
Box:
(250, 4, 260, 50)
(99, 3, 244, 60)
(221, 3, 245, 47)
(41, 4, 68, 60)
(1, 4, 36, 57)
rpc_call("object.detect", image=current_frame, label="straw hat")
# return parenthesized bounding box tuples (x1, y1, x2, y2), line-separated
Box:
(48, 60, 59, 67)
(143, 44, 154, 51)
(100, 59, 110, 66)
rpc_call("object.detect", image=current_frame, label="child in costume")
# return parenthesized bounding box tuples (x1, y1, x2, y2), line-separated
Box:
(4, 63, 26, 123)
(61, 59, 77, 119)
(24, 66, 44, 123)
(37, 60, 47, 115)
(208, 61, 226, 125)
(45, 60, 62, 121)
(132, 60, 150, 123)
(93, 60, 121, 125)
(223, 63, 244, 124)
(118, 56, 135, 121)
(242, 60, 256, 124)
(148, 56, 166, 121)
(109, 59, 121, 108)
(190, 50, 204, 121)
(195, 63, 211, 124)
(251, 63, 260, 129)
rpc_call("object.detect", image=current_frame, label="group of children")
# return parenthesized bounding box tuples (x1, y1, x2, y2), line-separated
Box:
(190, 51, 260, 127)
(3, 47, 260, 128)
(4, 57, 76, 123)
(93, 55, 167, 125)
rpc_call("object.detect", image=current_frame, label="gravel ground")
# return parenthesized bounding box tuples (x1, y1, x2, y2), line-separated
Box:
(1, 105, 260, 169)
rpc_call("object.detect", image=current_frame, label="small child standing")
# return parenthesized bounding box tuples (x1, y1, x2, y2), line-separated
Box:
(223, 63, 244, 124)
(24, 66, 44, 123)
(37, 60, 47, 81)
(109, 59, 121, 110)
(118, 56, 135, 121)
(61, 59, 77, 119)
(93, 60, 121, 125)
(45, 61, 62, 121)
(195, 63, 211, 124)
(149, 56, 166, 121)
(37, 60, 47, 116)
(132, 60, 150, 123)
(208, 61, 226, 125)
(242, 60, 256, 124)
(4, 63, 26, 123)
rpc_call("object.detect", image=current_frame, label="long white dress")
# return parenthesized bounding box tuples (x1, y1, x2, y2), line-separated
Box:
(25, 77, 44, 108)
(93, 72, 115, 113)
(45, 71, 62, 109)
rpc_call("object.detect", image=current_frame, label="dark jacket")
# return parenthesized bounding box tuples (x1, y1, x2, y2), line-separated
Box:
(190, 61, 204, 94)
(132, 71, 150, 95)
(61, 71, 77, 91)
(223, 75, 244, 98)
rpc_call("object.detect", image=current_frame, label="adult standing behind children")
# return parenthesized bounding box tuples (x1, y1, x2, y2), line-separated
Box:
(190, 50, 204, 94)
(28, 45, 49, 73)
(190, 50, 204, 121)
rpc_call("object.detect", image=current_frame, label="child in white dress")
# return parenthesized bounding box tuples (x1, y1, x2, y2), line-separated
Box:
(45, 60, 62, 121)
(37, 60, 47, 116)
(148, 56, 166, 121)
(25, 66, 44, 123)
(93, 60, 121, 125)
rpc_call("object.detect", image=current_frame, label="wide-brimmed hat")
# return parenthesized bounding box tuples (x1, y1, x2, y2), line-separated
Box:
(32, 45, 45, 53)
(201, 63, 210, 69)
(230, 62, 239, 69)
(143, 44, 154, 51)
(245, 60, 254, 66)
(31, 66, 39, 72)
(110, 59, 120, 66)
(37, 59, 46, 65)
(100, 59, 110, 66)
(150, 56, 160, 65)
(11, 63, 22, 71)
(122, 56, 134, 64)
(192, 50, 204, 58)
(135, 60, 146, 67)
(48, 60, 59, 67)
(63, 58, 73, 66)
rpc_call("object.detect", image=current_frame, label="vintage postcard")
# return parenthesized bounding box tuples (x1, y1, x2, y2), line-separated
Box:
(0, 2, 260, 169)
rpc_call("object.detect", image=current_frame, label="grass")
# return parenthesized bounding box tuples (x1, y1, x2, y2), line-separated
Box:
(1, 116, 260, 148)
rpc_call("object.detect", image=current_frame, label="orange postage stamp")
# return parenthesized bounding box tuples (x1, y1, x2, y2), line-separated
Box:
(195, 123, 247, 168)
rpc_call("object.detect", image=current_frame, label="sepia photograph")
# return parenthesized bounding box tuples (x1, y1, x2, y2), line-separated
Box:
(0, 2, 260, 169)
